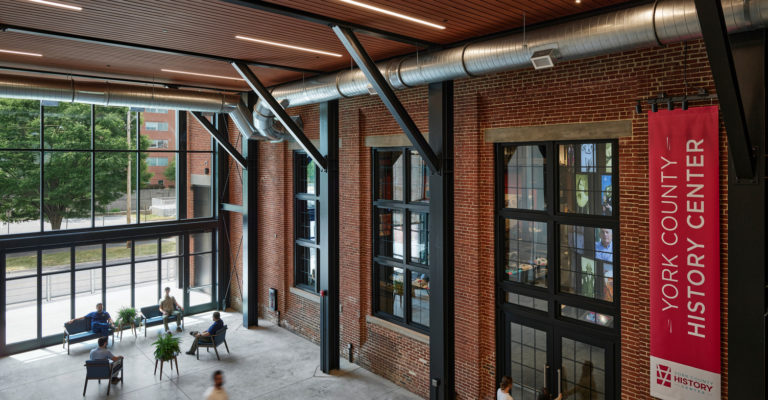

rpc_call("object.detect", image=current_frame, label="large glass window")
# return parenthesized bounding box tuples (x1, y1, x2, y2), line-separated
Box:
(0, 101, 211, 236)
(373, 148, 430, 331)
(294, 152, 319, 292)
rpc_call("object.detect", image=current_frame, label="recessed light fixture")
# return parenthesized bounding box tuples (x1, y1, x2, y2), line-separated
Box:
(339, 0, 446, 30)
(161, 69, 244, 81)
(27, 0, 82, 11)
(575, 0, 582, 4)
(235, 35, 343, 57)
(0, 49, 43, 57)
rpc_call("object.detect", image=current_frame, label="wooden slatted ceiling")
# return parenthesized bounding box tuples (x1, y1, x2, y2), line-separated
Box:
(268, 0, 633, 45)
(0, 0, 636, 90)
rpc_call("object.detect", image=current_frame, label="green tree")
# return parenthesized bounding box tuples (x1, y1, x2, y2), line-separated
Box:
(0, 99, 152, 230)
(164, 157, 176, 185)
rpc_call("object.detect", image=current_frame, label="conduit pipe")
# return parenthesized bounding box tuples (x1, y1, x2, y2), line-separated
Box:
(254, 0, 768, 139)
(0, 74, 260, 140)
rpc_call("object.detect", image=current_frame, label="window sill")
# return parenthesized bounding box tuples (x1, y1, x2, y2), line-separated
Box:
(365, 315, 429, 345)
(290, 286, 320, 303)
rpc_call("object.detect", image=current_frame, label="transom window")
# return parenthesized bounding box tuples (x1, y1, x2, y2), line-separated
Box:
(373, 148, 430, 331)
(294, 152, 319, 292)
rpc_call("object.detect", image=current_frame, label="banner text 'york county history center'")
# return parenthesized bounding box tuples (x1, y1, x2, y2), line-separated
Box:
(649, 106, 721, 400)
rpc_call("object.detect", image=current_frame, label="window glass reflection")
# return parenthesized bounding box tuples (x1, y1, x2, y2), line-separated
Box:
(504, 219, 548, 287)
(409, 151, 429, 202)
(558, 143, 613, 216)
(559, 225, 614, 302)
(377, 264, 404, 318)
(411, 272, 429, 326)
(377, 151, 404, 201)
(504, 145, 546, 210)
(377, 208, 404, 260)
(409, 212, 429, 265)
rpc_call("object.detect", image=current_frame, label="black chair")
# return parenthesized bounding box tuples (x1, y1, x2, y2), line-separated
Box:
(196, 326, 229, 360)
(83, 359, 123, 396)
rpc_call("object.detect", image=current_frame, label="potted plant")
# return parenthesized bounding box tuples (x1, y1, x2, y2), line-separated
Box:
(115, 306, 137, 338)
(153, 332, 181, 362)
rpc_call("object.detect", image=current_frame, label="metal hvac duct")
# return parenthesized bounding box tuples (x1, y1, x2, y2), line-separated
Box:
(0, 74, 260, 140)
(255, 0, 768, 139)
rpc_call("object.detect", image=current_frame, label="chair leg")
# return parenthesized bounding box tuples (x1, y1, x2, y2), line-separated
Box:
(107, 378, 111, 396)
(224, 340, 230, 353)
(214, 345, 220, 360)
(67, 342, 70, 355)
(83, 378, 88, 396)
(196, 347, 199, 360)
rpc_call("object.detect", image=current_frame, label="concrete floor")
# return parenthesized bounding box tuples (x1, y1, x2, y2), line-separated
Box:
(0, 311, 422, 400)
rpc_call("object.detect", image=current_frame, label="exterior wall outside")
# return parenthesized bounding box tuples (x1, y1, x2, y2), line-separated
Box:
(141, 110, 176, 188)
(227, 40, 729, 399)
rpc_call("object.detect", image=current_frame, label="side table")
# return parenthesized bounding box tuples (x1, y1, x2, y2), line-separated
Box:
(154, 354, 179, 380)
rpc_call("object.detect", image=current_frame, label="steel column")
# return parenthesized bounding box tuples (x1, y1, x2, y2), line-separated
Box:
(332, 26, 441, 175)
(427, 81, 455, 400)
(241, 138, 259, 327)
(216, 115, 231, 310)
(319, 100, 340, 373)
(694, 0, 755, 180)
(232, 61, 328, 172)
(221, 0, 437, 49)
(727, 30, 766, 400)
(191, 112, 247, 169)
(177, 111, 188, 220)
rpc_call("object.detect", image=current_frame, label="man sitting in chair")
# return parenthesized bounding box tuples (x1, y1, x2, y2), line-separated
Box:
(185, 312, 224, 355)
(159, 287, 184, 333)
(70, 302, 114, 337)
(90, 337, 123, 384)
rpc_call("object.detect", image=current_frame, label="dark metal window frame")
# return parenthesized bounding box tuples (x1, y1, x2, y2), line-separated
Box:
(495, 140, 621, 397)
(372, 147, 430, 333)
(0, 103, 221, 356)
(0, 221, 218, 356)
(0, 102, 216, 238)
(293, 151, 320, 293)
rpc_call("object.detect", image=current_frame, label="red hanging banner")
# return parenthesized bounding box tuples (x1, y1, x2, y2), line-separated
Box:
(649, 106, 721, 400)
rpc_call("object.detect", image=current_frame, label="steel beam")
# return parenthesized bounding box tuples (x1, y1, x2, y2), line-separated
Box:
(242, 138, 259, 328)
(0, 24, 321, 75)
(427, 81, 455, 400)
(332, 26, 441, 174)
(222, 0, 437, 49)
(319, 100, 340, 373)
(232, 61, 328, 171)
(693, 0, 755, 180)
(191, 111, 247, 169)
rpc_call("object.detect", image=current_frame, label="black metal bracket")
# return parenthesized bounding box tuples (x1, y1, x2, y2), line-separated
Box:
(232, 61, 328, 171)
(190, 112, 247, 170)
(332, 25, 441, 175)
(221, 0, 437, 49)
(693, 0, 755, 180)
(0, 24, 321, 75)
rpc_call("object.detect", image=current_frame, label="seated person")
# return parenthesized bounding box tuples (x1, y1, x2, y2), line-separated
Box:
(159, 286, 184, 333)
(70, 302, 114, 336)
(185, 312, 224, 355)
(89, 337, 123, 384)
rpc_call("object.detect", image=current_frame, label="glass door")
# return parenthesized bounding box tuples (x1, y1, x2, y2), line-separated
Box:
(503, 312, 615, 400)
(184, 231, 216, 313)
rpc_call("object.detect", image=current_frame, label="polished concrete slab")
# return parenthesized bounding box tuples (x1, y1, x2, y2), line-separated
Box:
(0, 311, 422, 400)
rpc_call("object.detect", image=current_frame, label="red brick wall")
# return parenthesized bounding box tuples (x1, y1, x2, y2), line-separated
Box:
(227, 40, 729, 400)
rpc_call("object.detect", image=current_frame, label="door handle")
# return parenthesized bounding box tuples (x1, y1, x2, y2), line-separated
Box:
(557, 368, 562, 394)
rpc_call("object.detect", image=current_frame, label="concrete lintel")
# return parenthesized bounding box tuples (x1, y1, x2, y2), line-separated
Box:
(364, 133, 429, 148)
(288, 139, 342, 151)
(484, 119, 632, 143)
(365, 315, 429, 345)
(289, 286, 321, 303)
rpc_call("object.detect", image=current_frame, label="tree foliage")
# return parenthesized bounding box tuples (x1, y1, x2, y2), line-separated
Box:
(0, 99, 151, 230)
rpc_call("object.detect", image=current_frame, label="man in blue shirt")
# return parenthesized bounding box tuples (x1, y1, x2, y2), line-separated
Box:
(185, 312, 224, 355)
(594, 228, 613, 263)
(70, 303, 115, 337)
(89, 337, 123, 384)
